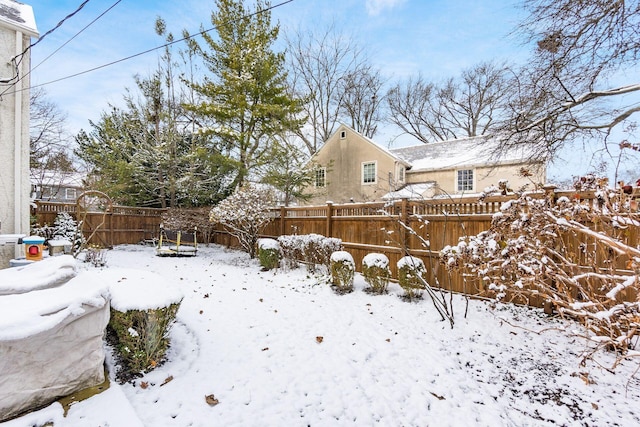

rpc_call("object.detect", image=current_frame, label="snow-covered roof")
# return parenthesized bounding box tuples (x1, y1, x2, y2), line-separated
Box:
(382, 182, 436, 201)
(0, 0, 38, 36)
(30, 170, 86, 188)
(390, 135, 538, 171)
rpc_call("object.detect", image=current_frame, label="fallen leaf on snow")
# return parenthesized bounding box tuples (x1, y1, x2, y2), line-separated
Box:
(430, 391, 445, 400)
(161, 375, 174, 386)
(316, 336, 323, 343)
(205, 394, 220, 406)
(140, 381, 149, 389)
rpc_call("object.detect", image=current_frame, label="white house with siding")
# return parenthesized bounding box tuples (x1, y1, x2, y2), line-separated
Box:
(0, 0, 38, 267)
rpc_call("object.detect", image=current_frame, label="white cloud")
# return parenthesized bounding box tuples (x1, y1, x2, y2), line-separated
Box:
(365, 0, 406, 16)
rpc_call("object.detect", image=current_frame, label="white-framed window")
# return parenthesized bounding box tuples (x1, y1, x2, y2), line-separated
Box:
(315, 168, 326, 187)
(65, 188, 77, 199)
(397, 166, 405, 183)
(457, 169, 474, 192)
(362, 161, 377, 184)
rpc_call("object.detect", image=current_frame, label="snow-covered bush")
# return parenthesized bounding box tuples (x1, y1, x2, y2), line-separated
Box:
(108, 303, 180, 381)
(398, 256, 427, 300)
(209, 184, 276, 258)
(330, 251, 355, 293)
(362, 253, 391, 294)
(33, 212, 86, 257)
(440, 178, 640, 355)
(277, 234, 342, 273)
(257, 238, 280, 270)
(277, 234, 304, 269)
(106, 269, 183, 382)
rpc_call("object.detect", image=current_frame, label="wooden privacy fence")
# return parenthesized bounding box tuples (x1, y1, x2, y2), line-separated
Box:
(34, 190, 637, 301)
(35, 201, 166, 247)
(259, 190, 638, 299)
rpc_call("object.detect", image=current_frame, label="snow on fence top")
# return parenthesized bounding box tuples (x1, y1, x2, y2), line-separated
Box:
(0, 271, 109, 341)
(0, 255, 76, 295)
(105, 268, 184, 312)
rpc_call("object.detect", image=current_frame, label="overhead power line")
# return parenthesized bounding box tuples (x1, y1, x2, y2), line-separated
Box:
(30, 0, 92, 51)
(2, 0, 296, 96)
(0, 0, 122, 97)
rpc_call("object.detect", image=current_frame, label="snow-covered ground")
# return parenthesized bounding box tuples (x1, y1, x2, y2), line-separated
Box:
(3, 244, 640, 427)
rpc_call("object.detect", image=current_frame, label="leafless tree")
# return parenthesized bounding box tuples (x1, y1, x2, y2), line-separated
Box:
(30, 88, 78, 200)
(286, 24, 384, 154)
(387, 61, 509, 143)
(30, 87, 73, 171)
(339, 65, 386, 138)
(500, 0, 640, 164)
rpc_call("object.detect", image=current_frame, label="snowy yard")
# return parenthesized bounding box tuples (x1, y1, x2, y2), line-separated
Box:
(3, 244, 640, 427)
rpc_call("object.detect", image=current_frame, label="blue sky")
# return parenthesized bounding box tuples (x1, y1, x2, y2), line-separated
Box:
(26, 0, 524, 131)
(25, 0, 616, 182)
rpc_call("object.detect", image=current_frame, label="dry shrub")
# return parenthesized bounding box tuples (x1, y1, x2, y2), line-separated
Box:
(277, 234, 342, 273)
(398, 256, 427, 300)
(441, 176, 640, 358)
(330, 251, 355, 293)
(162, 207, 215, 241)
(362, 253, 391, 294)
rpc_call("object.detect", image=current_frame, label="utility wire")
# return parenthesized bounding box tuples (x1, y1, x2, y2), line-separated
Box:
(0, 0, 92, 90)
(23, 0, 92, 57)
(31, 1, 122, 76)
(2, 0, 295, 96)
(0, 0, 122, 97)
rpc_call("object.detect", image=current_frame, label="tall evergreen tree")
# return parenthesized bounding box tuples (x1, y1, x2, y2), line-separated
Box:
(184, 0, 304, 187)
(76, 17, 238, 208)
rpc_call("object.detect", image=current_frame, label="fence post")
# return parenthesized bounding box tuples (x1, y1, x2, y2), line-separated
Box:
(326, 202, 333, 237)
(280, 205, 286, 236)
(400, 198, 409, 254)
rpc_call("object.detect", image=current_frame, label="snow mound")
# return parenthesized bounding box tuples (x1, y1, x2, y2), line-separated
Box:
(0, 271, 110, 421)
(0, 255, 76, 295)
(104, 268, 184, 312)
(0, 270, 109, 341)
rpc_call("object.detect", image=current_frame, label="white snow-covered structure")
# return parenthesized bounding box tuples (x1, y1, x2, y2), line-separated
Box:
(0, 257, 110, 422)
(0, 1, 38, 268)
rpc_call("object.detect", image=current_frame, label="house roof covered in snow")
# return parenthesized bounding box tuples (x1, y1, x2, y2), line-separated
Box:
(390, 135, 541, 172)
(382, 182, 436, 201)
(30, 170, 86, 188)
(0, 0, 38, 36)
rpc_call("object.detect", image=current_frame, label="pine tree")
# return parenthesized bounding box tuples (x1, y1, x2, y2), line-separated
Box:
(184, 0, 305, 187)
(52, 212, 86, 256)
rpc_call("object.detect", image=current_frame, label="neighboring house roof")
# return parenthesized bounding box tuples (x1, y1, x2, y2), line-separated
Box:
(30, 170, 85, 188)
(382, 182, 436, 201)
(390, 135, 539, 172)
(0, 0, 38, 36)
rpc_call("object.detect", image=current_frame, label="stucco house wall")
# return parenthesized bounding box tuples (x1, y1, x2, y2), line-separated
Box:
(406, 162, 546, 195)
(0, 1, 38, 267)
(305, 125, 410, 205)
(302, 125, 547, 205)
